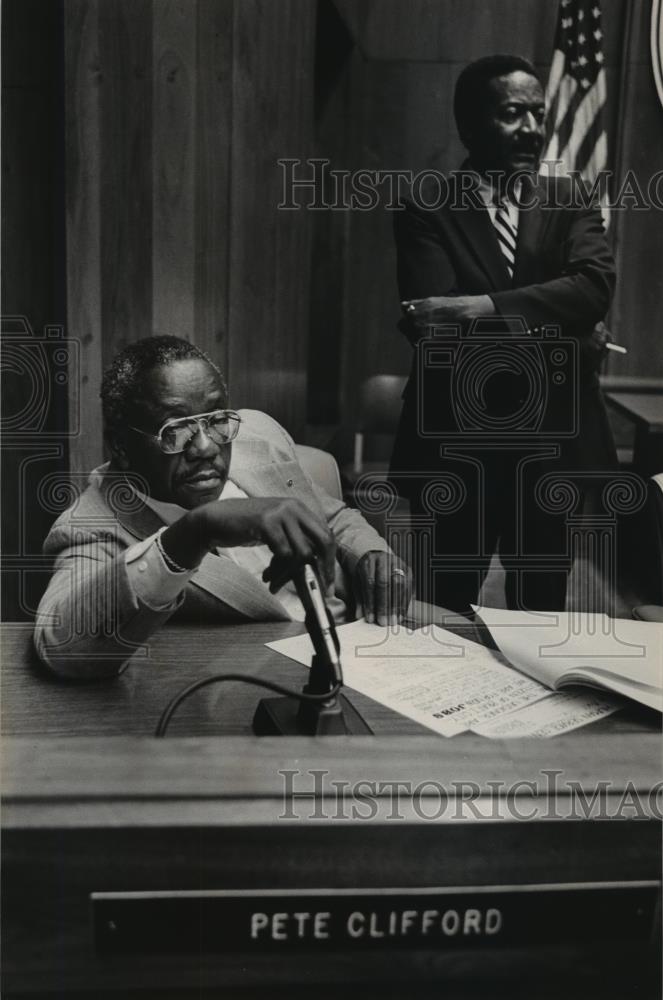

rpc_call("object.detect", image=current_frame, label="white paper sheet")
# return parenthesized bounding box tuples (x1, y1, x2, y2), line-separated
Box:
(267, 620, 555, 737)
(472, 689, 621, 738)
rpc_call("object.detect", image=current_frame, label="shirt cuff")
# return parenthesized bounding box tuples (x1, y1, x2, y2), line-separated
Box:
(125, 530, 198, 611)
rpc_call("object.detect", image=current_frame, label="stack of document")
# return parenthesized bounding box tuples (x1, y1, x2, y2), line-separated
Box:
(267, 610, 662, 738)
(473, 608, 663, 713)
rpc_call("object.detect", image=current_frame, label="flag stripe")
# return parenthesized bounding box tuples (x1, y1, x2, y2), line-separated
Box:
(545, 48, 567, 106)
(556, 69, 607, 169)
(573, 112, 606, 176)
(542, 0, 609, 226)
(552, 85, 589, 161)
(544, 78, 578, 163)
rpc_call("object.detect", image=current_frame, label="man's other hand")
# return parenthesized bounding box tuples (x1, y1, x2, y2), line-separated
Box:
(401, 294, 496, 327)
(354, 552, 412, 626)
(581, 321, 612, 372)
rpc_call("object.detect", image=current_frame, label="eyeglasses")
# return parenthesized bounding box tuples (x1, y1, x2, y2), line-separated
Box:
(129, 409, 241, 454)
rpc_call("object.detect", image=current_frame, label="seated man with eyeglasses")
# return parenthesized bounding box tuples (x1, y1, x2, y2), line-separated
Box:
(35, 336, 411, 678)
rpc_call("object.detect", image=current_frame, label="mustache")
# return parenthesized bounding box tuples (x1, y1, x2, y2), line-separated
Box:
(512, 137, 544, 151)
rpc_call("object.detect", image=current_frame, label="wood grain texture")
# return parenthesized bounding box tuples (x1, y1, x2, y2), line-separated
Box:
(152, 0, 197, 337)
(62, 0, 317, 470)
(3, 730, 662, 800)
(98, 0, 153, 358)
(194, 0, 234, 370)
(65, 0, 104, 474)
(2, 0, 69, 619)
(228, 0, 315, 434)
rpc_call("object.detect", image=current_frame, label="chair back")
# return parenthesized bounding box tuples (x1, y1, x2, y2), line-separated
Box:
(354, 374, 407, 474)
(357, 374, 407, 433)
(295, 444, 342, 501)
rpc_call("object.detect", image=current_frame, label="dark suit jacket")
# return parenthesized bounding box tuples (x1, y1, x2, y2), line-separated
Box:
(390, 172, 617, 490)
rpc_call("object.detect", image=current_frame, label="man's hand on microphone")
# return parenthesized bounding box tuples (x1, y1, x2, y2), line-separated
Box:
(354, 552, 412, 626)
(160, 496, 336, 591)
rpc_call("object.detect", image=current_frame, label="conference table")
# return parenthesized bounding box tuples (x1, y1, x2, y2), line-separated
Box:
(2, 616, 661, 998)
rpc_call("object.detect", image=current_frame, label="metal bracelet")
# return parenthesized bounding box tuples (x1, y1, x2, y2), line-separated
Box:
(155, 531, 189, 574)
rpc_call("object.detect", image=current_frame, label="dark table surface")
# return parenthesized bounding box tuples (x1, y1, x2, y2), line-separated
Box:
(2, 617, 659, 739)
(605, 392, 663, 430)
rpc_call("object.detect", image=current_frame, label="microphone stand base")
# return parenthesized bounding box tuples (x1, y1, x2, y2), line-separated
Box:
(252, 694, 373, 736)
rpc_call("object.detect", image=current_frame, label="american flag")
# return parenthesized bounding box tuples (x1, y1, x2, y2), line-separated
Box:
(542, 0, 609, 218)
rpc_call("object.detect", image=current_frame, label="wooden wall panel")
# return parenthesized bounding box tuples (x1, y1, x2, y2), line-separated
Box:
(98, 0, 153, 362)
(339, 58, 459, 420)
(228, 0, 315, 434)
(152, 0, 197, 338)
(194, 0, 234, 372)
(62, 0, 316, 473)
(2, 0, 67, 332)
(307, 1, 356, 426)
(2, 0, 68, 620)
(65, 0, 103, 475)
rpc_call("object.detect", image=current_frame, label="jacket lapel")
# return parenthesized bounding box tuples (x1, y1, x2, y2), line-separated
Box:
(445, 172, 555, 291)
(448, 198, 512, 290)
(97, 465, 291, 622)
(442, 170, 511, 289)
(512, 175, 552, 286)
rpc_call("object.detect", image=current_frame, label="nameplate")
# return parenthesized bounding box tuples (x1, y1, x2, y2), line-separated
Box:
(92, 882, 657, 954)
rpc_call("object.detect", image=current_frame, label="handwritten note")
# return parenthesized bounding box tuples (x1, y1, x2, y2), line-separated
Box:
(472, 689, 620, 738)
(268, 620, 551, 737)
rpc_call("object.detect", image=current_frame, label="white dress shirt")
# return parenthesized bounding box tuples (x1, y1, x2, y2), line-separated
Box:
(475, 175, 521, 235)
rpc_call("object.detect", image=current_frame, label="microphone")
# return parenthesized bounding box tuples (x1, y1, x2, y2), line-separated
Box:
(252, 561, 372, 736)
(293, 564, 341, 684)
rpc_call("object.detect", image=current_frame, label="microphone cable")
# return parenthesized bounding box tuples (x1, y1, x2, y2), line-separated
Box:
(155, 672, 342, 737)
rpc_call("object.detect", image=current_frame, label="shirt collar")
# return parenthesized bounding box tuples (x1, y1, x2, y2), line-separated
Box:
(474, 173, 523, 209)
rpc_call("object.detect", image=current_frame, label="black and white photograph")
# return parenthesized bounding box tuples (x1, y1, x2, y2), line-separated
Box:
(2, 0, 662, 996)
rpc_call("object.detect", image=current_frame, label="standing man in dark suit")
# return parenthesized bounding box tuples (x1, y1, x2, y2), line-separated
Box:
(390, 54, 617, 614)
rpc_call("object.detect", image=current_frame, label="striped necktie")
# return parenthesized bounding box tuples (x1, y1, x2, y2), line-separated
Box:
(492, 199, 517, 279)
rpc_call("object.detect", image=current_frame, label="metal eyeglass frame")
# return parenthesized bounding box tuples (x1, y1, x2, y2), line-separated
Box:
(129, 409, 242, 454)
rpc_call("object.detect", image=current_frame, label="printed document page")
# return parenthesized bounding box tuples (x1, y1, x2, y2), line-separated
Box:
(473, 690, 622, 738)
(266, 620, 618, 738)
(474, 607, 663, 712)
